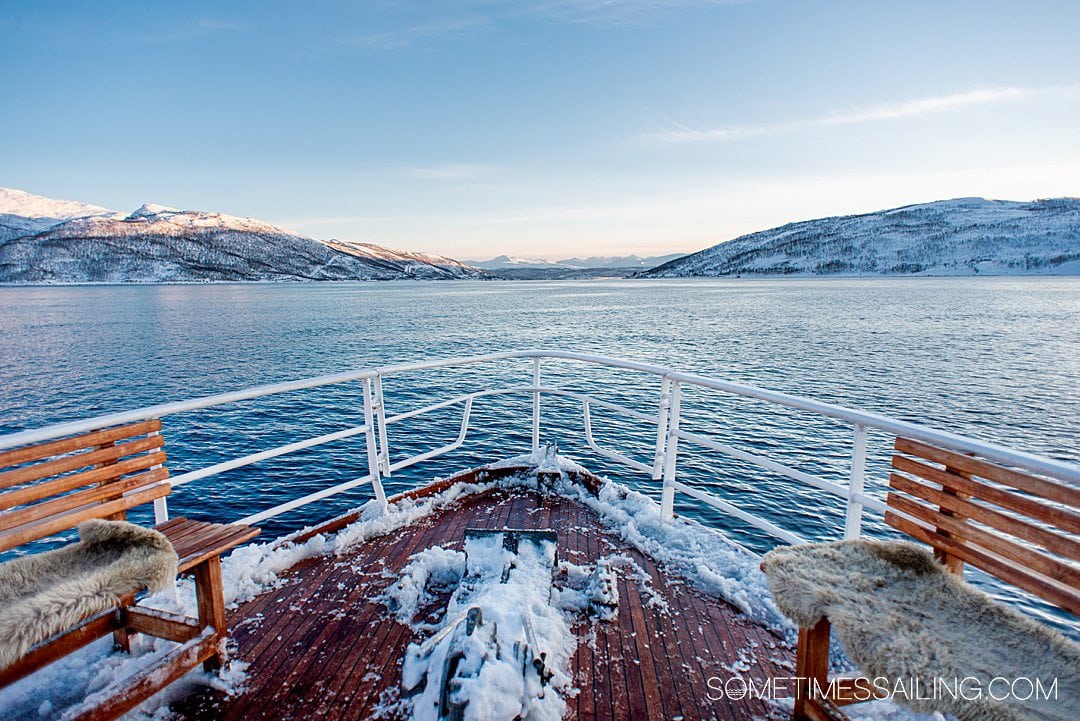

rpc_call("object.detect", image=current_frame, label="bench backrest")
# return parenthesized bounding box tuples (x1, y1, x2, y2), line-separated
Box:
(886, 436, 1080, 616)
(0, 420, 170, 554)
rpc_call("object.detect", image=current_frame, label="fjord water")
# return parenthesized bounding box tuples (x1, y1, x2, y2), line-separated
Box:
(1, 278, 1077, 634)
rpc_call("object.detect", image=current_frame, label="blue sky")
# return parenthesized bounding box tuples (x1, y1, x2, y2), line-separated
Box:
(2, 0, 1078, 260)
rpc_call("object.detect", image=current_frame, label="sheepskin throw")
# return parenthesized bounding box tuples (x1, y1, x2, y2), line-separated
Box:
(761, 539, 1080, 721)
(0, 520, 178, 668)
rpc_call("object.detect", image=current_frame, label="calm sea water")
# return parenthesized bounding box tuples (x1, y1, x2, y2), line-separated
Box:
(1, 278, 1077, 635)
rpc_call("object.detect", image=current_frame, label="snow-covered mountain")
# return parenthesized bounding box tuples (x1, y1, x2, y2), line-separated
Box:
(639, 198, 1080, 278)
(0, 187, 117, 222)
(469, 253, 683, 270)
(0, 187, 123, 243)
(468, 252, 686, 279)
(556, 253, 684, 269)
(322, 239, 482, 279)
(0, 189, 488, 283)
(466, 255, 564, 270)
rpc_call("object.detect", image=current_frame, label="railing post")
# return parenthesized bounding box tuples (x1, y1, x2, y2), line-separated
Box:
(583, 400, 593, 445)
(652, 376, 672, 480)
(149, 426, 177, 598)
(362, 377, 388, 513)
(153, 497, 169, 525)
(660, 381, 682, 520)
(373, 373, 391, 477)
(531, 357, 541, 453)
(148, 428, 170, 525)
(844, 423, 868, 539)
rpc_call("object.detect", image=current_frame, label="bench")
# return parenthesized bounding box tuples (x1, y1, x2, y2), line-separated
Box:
(0, 419, 259, 721)
(772, 436, 1080, 721)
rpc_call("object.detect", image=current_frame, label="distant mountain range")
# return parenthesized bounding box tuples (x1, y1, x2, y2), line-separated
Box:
(3, 189, 1077, 284)
(0, 188, 486, 283)
(640, 197, 1080, 278)
(466, 253, 685, 279)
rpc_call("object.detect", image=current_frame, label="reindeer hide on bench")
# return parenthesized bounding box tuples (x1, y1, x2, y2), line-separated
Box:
(761, 539, 1080, 721)
(0, 520, 178, 668)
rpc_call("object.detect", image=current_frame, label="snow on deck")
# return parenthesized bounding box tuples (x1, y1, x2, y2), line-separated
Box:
(170, 484, 791, 721)
(1, 456, 940, 720)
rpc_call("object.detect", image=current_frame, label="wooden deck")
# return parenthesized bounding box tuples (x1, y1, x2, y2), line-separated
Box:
(174, 486, 793, 721)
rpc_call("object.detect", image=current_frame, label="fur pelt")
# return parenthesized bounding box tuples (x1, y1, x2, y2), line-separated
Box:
(0, 520, 178, 669)
(761, 539, 1080, 721)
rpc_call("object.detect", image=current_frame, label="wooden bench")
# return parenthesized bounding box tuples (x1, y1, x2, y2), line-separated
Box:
(790, 436, 1080, 721)
(0, 419, 259, 721)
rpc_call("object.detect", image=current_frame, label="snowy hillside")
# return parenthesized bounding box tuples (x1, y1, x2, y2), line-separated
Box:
(324, 239, 482, 280)
(640, 198, 1080, 277)
(0, 187, 117, 222)
(0, 187, 122, 243)
(0, 189, 487, 283)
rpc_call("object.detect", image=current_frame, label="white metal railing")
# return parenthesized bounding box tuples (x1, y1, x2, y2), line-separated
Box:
(2, 350, 1077, 546)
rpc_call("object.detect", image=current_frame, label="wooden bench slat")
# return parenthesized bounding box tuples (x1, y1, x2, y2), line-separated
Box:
(152, 516, 190, 533)
(0, 482, 170, 553)
(885, 511, 1080, 615)
(895, 437, 1080, 507)
(176, 535, 258, 573)
(125, 607, 201, 643)
(159, 520, 224, 553)
(154, 519, 205, 549)
(0, 468, 170, 533)
(174, 522, 243, 551)
(0, 420, 161, 470)
(162, 523, 261, 573)
(156, 517, 260, 552)
(890, 472, 1080, 562)
(63, 629, 220, 721)
(168, 523, 240, 560)
(886, 493, 1080, 588)
(0, 450, 168, 512)
(0, 434, 164, 491)
(206, 525, 261, 556)
(892, 454, 1080, 535)
(0, 609, 116, 688)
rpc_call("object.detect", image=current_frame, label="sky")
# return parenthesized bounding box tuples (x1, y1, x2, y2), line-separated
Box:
(1, 0, 1079, 261)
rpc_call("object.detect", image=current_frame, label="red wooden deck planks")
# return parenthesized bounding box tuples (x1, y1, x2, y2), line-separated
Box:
(175, 486, 792, 721)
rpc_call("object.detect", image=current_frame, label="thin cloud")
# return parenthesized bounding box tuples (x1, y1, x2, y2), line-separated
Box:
(526, 0, 755, 24)
(406, 163, 495, 180)
(343, 17, 488, 50)
(340, 1, 747, 50)
(649, 85, 1080, 143)
(131, 18, 241, 44)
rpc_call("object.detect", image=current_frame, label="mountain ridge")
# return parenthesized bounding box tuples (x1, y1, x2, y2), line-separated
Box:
(5, 190, 1077, 283)
(466, 252, 686, 279)
(639, 197, 1080, 278)
(0, 189, 488, 283)
(467, 253, 684, 270)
